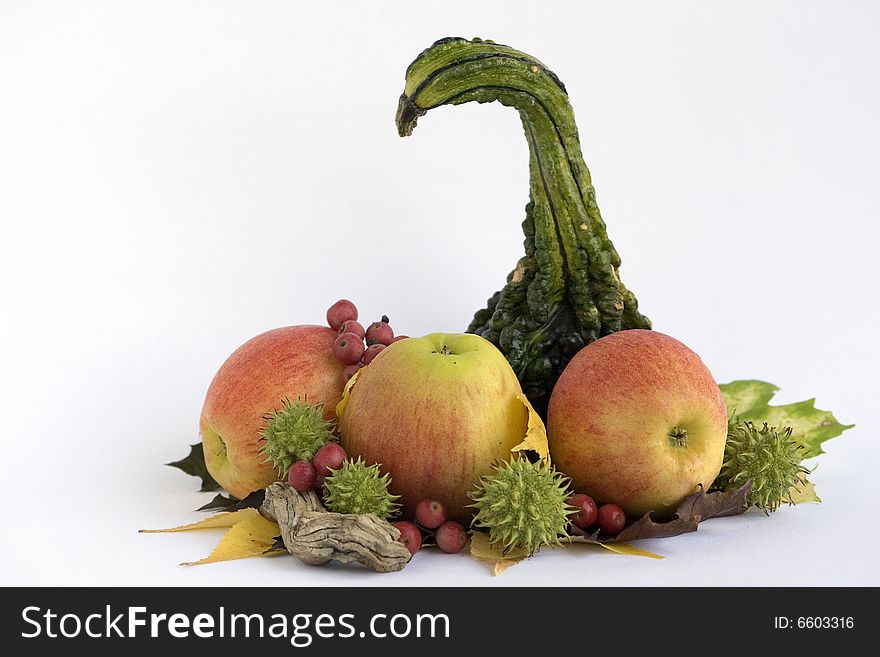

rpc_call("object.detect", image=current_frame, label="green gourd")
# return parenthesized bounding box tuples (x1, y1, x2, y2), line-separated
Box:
(397, 37, 651, 414)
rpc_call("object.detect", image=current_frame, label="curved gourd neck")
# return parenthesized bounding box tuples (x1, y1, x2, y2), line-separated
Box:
(396, 37, 650, 414)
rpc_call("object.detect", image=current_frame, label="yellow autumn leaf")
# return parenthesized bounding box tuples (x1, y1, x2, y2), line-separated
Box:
(595, 541, 664, 559)
(469, 530, 529, 560)
(469, 530, 528, 575)
(788, 479, 821, 505)
(492, 559, 520, 576)
(563, 536, 666, 559)
(335, 367, 362, 422)
(568, 535, 663, 559)
(141, 508, 284, 566)
(510, 392, 550, 459)
(182, 512, 283, 566)
(140, 508, 261, 533)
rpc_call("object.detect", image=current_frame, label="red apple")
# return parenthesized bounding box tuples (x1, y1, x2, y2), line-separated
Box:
(338, 333, 530, 520)
(199, 325, 344, 499)
(547, 330, 727, 517)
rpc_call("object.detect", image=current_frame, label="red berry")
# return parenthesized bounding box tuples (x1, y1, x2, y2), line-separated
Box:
(414, 499, 447, 529)
(342, 363, 363, 383)
(435, 521, 468, 554)
(313, 443, 346, 477)
(597, 503, 627, 535)
(362, 343, 386, 365)
(391, 335, 410, 343)
(392, 521, 422, 556)
(338, 320, 365, 339)
(287, 460, 317, 492)
(365, 321, 394, 346)
(326, 299, 358, 330)
(568, 493, 598, 529)
(333, 332, 365, 365)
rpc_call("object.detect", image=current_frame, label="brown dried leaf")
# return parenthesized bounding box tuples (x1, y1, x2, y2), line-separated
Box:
(612, 514, 697, 542)
(570, 480, 752, 543)
(699, 480, 753, 519)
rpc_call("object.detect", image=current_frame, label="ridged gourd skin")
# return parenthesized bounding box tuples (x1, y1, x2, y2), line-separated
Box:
(397, 37, 651, 415)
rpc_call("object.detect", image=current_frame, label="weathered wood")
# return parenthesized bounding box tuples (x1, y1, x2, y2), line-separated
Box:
(261, 483, 411, 573)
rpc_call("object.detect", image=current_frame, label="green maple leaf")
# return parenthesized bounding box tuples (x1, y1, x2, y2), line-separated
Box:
(719, 380, 854, 458)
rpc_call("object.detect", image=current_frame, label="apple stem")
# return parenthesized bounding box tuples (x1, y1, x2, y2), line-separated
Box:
(668, 426, 689, 448)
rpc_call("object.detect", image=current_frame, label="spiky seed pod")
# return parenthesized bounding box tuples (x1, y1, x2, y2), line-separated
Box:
(259, 398, 335, 476)
(323, 458, 400, 520)
(469, 457, 572, 556)
(714, 418, 811, 514)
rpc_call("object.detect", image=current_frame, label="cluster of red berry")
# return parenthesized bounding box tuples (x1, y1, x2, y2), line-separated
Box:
(291, 441, 466, 556)
(568, 493, 627, 535)
(287, 443, 346, 494)
(393, 500, 468, 556)
(326, 299, 408, 384)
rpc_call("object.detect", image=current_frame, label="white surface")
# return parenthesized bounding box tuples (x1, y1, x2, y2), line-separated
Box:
(1, 0, 878, 586)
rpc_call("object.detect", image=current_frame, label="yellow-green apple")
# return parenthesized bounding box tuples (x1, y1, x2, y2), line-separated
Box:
(547, 329, 727, 517)
(338, 333, 530, 520)
(200, 325, 344, 498)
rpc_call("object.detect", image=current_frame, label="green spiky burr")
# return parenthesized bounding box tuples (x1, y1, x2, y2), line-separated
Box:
(323, 458, 400, 520)
(259, 398, 335, 476)
(469, 457, 572, 556)
(714, 418, 811, 514)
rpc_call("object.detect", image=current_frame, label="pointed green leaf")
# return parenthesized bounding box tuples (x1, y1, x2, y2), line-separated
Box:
(167, 443, 221, 492)
(196, 489, 265, 513)
(719, 380, 854, 457)
(196, 493, 237, 512)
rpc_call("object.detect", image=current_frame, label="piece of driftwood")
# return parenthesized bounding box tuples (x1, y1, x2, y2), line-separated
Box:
(260, 483, 324, 525)
(261, 482, 411, 573)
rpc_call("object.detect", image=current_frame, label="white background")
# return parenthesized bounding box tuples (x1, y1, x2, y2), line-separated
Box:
(1, 0, 878, 586)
